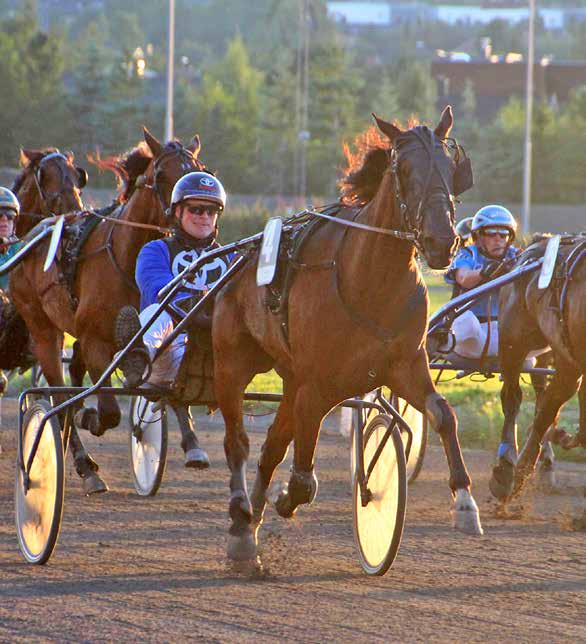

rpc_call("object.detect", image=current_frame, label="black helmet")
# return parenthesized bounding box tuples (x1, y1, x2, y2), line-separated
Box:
(169, 172, 226, 217)
(0, 187, 19, 217)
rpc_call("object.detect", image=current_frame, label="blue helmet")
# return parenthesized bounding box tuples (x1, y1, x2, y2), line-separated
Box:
(471, 205, 517, 240)
(170, 172, 226, 217)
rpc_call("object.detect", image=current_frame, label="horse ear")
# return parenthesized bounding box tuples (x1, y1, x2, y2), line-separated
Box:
(372, 113, 402, 142)
(20, 148, 40, 166)
(143, 127, 162, 157)
(434, 105, 454, 139)
(188, 134, 201, 158)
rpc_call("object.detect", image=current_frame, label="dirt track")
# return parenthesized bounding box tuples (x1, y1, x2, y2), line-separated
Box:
(1, 398, 585, 643)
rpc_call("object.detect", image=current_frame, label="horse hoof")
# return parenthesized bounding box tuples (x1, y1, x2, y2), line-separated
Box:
(184, 447, 210, 469)
(82, 472, 109, 496)
(74, 407, 106, 437)
(536, 465, 557, 494)
(227, 533, 257, 561)
(451, 489, 484, 536)
(489, 460, 515, 501)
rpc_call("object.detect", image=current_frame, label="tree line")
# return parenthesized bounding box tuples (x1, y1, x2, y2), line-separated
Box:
(1, 0, 586, 205)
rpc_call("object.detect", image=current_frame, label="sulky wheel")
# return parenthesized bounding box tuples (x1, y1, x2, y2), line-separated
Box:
(129, 395, 168, 497)
(15, 399, 65, 564)
(395, 397, 428, 483)
(352, 413, 407, 576)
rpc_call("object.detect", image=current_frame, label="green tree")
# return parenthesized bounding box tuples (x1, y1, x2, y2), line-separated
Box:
(187, 35, 263, 192)
(0, 0, 69, 163)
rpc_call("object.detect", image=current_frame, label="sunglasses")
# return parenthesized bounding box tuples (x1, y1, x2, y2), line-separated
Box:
(481, 231, 509, 240)
(184, 205, 220, 217)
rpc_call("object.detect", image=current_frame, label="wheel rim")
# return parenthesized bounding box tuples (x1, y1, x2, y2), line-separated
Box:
(15, 405, 62, 563)
(130, 397, 164, 493)
(354, 419, 405, 574)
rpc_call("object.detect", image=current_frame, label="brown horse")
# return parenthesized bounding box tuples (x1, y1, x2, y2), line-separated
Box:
(12, 148, 87, 237)
(212, 106, 483, 561)
(490, 236, 586, 500)
(11, 129, 204, 491)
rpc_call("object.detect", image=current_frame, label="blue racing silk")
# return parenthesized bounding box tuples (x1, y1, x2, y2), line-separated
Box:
(0, 241, 24, 291)
(444, 243, 520, 319)
(135, 238, 236, 311)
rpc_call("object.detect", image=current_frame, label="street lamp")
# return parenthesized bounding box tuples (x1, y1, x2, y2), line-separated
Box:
(522, 0, 536, 235)
(165, 0, 175, 142)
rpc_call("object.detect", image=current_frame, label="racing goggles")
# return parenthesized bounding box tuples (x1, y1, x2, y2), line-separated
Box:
(184, 204, 221, 217)
(0, 209, 17, 220)
(481, 228, 510, 239)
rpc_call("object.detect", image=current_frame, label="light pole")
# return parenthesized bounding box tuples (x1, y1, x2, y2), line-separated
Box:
(165, 0, 175, 142)
(522, 0, 536, 235)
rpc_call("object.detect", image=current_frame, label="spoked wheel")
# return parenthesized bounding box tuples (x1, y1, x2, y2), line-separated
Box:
(129, 396, 168, 497)
(395, 397, 427, 483)
(353, 413, 407, 576)
(15, 400, 64, 564)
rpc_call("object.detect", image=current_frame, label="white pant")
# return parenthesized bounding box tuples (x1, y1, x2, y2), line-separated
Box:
(140, 304, 186, 385)
(451, 310, 499, 359)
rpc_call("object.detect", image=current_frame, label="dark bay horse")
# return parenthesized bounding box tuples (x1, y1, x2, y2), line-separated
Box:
(212, 106, 483, 561)
(491, 236, 586, 500)
(12, 148, 87, 237)
(11, 129, 204, 491)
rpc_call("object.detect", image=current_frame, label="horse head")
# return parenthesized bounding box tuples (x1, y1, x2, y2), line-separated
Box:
(373, 106, 472, 270)
(141, 128, 204, 226)
(14, 148, 86, 237)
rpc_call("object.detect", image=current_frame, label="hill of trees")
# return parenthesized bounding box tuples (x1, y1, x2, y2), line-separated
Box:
(1, 0, 586, 204)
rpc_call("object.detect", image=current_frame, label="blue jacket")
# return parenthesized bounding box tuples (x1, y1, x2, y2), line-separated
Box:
(135, 237, 234, 311)
(444, 243, 519, 319)
(0, 242, 23, 291)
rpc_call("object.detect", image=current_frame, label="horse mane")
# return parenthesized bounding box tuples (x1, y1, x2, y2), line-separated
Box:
(11, 147, 65, 194)
(88, 142, 153, 203)
(338, 118, 419, 206)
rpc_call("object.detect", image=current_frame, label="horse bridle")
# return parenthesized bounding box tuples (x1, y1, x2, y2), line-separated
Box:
(147, 144, 202, 211)
(32, 152, 80, 216)
(387, 127, 462, 253)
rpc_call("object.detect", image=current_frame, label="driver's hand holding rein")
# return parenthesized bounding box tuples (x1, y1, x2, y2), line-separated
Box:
(442, 205, 520, 360)
(115, 172, 234, 390)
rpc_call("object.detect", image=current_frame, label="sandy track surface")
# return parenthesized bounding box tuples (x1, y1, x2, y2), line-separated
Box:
(1, 398, 585, 642)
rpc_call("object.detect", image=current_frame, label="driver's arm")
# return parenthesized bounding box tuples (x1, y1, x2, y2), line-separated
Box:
(454, 267, 483, 290)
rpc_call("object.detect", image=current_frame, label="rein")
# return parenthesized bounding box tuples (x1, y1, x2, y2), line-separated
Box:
(303, 208, 416, 241)
(89, 209, 171, 235)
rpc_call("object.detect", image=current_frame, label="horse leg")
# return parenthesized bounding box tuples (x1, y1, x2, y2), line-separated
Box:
(531, 358, 558, 492)
(514, 359, 581, 495)
(170, 403, 210, 469)
(270, 383, 327, 520)
(488, 341, 527, 500)
(67, 340, 108, 494)
(250, 382, 296, 528)
(389, 349, 482, 535)
(215, 325, 273, 561)
(74, 338, 121, 437)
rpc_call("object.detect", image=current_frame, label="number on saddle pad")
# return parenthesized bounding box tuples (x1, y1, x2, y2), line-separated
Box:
(256, 217, 283, 287)
(538, 234, 561, 290)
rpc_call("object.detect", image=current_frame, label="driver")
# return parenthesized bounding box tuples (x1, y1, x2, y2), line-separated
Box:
(443, 205, 520, 360)
(0, 188, 32, 376)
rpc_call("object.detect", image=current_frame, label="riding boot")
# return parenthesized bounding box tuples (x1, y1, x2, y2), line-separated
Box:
(114, 305, 150, 387)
